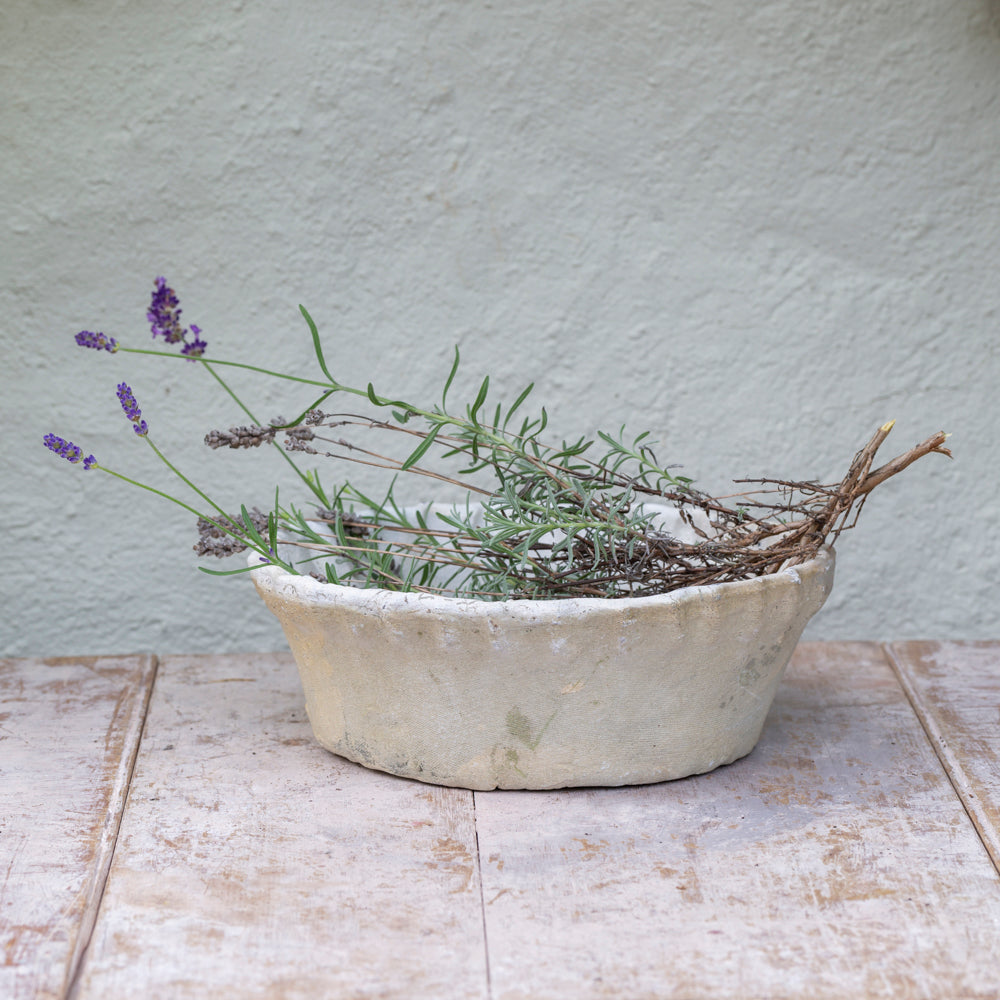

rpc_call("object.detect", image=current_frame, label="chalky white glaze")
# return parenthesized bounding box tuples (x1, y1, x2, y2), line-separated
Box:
(250, 511, 834, 788)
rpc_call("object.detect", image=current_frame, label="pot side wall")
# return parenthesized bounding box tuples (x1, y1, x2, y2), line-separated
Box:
(252, 551, 834, 789)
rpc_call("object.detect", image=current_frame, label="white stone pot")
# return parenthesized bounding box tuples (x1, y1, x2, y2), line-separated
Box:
(250, 512, 834, 790)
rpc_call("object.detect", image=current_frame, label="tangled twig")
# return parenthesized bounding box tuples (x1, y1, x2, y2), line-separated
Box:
(224, 414, 950, 599)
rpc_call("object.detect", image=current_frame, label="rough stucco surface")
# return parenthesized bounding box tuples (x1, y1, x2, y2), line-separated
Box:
(2, 1, 998, 655)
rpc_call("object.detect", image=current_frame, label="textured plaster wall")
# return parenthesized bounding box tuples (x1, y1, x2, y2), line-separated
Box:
(2, 0, 998, 655)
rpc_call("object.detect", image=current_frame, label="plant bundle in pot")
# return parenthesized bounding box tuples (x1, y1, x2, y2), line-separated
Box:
(51, 279, 952, 789)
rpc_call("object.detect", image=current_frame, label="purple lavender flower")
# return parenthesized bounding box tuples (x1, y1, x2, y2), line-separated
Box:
(147, 276, 186, 344)
(180, 324, 207, 359)
(147, 276, 207, 359)
(44, 433, 97, 469)
(117, 382, 149, 436)
(75, 330, 119, 353)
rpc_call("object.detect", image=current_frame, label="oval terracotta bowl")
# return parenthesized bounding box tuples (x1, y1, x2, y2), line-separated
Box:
(250, 509, 834, 790)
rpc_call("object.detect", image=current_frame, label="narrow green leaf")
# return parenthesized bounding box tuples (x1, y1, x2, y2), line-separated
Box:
(198, 563, 261, 576)
(299, 305, 337, 385)
(442, 345, 460, 410)
(400, 424, 443, 471)
(469, 375, 490, 424)
(240, 505, 265, 546)
(458, 460, 492, 475)
(503, 382, 535, 430)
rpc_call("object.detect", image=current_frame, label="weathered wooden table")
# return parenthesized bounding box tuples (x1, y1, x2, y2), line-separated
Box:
(2, 642, 998, 999)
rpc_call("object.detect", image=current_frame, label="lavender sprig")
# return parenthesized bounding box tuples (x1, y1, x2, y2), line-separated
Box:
(147, 276, 186, 344)
(148, 276, 207, 359)
(116, 382, 148, 436)
(44, 433, 96, 470)
(75, 331, 119, 353)
(64, 277, 330, 531)
(42, 375, 297, 576)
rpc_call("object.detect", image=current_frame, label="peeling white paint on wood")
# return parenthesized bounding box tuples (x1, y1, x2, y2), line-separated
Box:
(6, 644, 1000, 999)
(474, 643, 1000, 1000)
(886, 640, 1000, 875)
(0, 655, 156, 1000)
(72, 653, 488, 1000)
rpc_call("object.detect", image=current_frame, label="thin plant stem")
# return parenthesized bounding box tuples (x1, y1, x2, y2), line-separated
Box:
(96, 465, 292, 571)
(143, 436, 229, 519)
(120, 347, 336, 390)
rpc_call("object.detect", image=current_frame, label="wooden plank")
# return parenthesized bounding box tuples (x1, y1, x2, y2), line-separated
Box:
(73, 653, 489, 1000)
(474, 642, 1000, 1000)
(0, 655, 156, 1000)
(886, 640, 1000, 873)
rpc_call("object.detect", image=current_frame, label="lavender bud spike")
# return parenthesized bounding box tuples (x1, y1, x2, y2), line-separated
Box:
(44, 433, 97, 469)
(116, 382, 149, 436)
(75, 331, 119, 353)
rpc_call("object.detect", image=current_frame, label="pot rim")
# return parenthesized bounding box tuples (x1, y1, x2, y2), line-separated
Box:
(249, 545, 835, 621)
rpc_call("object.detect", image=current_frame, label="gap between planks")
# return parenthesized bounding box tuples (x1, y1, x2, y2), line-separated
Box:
(471, 791, 494, 1000)
(882, 641, 1000, 879)
(63, 656, 160, 1000)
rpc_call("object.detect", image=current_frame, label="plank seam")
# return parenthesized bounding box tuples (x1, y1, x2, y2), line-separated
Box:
(62, 654, 160, 1000)
(883, 642, 1000, 879)
(472, 791, 494, 1000)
